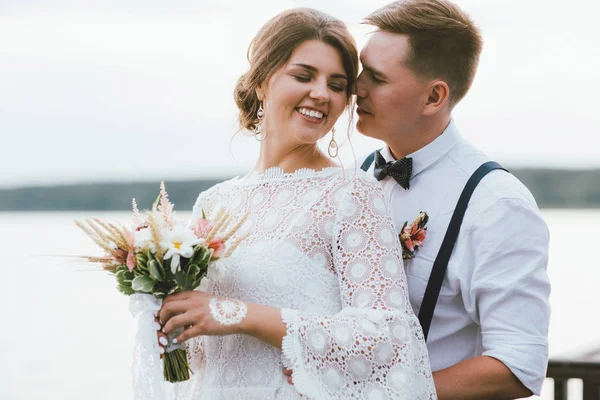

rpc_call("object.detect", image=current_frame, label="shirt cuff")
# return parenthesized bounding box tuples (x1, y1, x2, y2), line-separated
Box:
(482, 332, 549, 396)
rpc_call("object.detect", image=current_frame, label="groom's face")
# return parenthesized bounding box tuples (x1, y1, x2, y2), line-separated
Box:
(356, 31, 430, 142)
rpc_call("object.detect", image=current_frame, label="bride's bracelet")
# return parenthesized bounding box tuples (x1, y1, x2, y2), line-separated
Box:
(209, 297, 248, 326)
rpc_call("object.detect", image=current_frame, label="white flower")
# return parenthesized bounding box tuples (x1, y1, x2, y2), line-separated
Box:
(134, 228, 156, 252)
(161, 225, 203, 273)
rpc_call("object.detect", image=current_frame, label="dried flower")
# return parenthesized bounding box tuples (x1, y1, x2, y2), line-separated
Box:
(159, 181, 175, 229)
(132, 198, 142, 227)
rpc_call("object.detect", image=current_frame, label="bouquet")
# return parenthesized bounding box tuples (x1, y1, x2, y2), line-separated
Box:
(75, 182, 246, 385)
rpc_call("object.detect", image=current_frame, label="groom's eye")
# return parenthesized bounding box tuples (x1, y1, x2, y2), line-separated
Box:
(370, 72, 384, 84)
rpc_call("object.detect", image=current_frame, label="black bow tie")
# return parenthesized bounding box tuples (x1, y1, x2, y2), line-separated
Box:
(373, 150, 413, 190)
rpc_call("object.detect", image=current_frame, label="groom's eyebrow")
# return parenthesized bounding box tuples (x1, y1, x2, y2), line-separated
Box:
(292, 63, 348, 80)
(360, 58, 387, 80)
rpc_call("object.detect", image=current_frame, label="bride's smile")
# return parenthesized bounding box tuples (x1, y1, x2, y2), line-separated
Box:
(255, 39, 348, 147)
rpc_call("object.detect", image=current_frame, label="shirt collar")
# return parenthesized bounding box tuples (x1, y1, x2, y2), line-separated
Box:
(381, 119, 461, 179)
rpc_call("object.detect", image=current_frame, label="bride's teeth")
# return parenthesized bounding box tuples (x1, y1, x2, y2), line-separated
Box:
(298, 108, 324, 119)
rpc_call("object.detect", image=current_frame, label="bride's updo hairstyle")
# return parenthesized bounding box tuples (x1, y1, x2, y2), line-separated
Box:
(234, 8, 358, 134)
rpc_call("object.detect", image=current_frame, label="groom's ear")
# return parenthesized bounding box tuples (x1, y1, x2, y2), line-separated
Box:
(423, 80, 450, 116)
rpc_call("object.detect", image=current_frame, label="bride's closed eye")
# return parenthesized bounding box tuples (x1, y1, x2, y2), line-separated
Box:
(294, 75, 311, 83)
(328, 81, 346, 93)
(293, 74, 346, 93)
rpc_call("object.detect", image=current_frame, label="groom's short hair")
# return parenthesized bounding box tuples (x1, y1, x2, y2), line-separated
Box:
(365, 0, 482, 107)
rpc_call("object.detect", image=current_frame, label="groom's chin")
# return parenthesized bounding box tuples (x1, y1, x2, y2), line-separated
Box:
(356, 118, 375, 138)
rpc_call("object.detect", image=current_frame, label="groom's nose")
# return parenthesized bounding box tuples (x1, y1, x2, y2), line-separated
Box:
(355, 72, 367, 98)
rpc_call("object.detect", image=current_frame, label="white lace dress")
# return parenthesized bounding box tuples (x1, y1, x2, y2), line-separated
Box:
(173, 167, 436, 400)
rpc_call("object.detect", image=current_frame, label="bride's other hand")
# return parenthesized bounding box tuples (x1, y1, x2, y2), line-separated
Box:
(155, 316, 168, 358)
(159, 291, 245, 343)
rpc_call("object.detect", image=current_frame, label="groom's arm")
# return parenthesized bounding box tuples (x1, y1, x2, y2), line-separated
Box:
(433, 356, 532, 400)
(459, 196, 551, 397)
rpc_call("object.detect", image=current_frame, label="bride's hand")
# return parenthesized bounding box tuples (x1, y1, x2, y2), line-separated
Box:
(159, 291, 247, 343)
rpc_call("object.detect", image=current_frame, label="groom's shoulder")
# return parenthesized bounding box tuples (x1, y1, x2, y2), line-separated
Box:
(449, 140, 540, 211)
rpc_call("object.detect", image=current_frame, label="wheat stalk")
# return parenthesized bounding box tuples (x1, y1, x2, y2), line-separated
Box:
(204, 208, 225, 241)
(206, 212, 231, 242)
(75, 220, 115, 255)
(223, 232, 251, 257)
(221, 212, 249, 242)
(85, 219, 113, 242)
(106, 221, 132, 249)
(92, 218, 128, 249)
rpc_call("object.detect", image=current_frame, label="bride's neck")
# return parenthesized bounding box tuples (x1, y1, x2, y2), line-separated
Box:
(254, 139, 338, 173)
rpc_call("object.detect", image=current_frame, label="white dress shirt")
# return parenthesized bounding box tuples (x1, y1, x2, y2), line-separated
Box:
(364, 120, 551, 395)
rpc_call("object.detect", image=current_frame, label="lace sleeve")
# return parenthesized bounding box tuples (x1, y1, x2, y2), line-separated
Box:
(191, 191, 211, 221)
(280, 175, 437, 400)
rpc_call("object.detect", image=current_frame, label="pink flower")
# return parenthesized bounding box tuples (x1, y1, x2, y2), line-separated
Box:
(208, 237, 226, 258)
(125, 228, 135, 244)
(403, 222, 427, 247)
(113, 249, 128, 263)
(411, 227, 427, 248)
(193, 218, 214, 238)
(126, 251, 136, 272)
(124, 228, 137, 272)
(403, 236, 415, 252)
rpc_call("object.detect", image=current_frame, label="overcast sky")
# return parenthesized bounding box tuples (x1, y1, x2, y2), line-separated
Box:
(1, 0, 598, 188)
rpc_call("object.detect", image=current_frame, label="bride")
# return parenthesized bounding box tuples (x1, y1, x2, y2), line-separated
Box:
(157, 8, 437, 400)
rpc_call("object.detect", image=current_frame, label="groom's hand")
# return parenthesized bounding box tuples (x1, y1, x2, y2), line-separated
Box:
(283, 369, 304, 398)
(283, 368, 293, 385)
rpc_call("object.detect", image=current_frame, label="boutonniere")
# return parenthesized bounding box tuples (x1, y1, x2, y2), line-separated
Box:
(400, 211, 429, 261)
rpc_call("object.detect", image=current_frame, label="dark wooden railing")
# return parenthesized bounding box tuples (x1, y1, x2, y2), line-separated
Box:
(546, 355, 600, 400)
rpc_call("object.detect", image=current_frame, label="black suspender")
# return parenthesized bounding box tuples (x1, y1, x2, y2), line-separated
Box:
(360, 151, 509, 341)
(418, 161, 509, 340)
(360, 150, 378, 172)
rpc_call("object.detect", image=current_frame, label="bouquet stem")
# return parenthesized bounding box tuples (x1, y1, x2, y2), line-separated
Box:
(163, 348, 192, 382)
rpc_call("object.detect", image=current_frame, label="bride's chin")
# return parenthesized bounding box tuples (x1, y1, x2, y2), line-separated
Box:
(287, 130, 330, 145)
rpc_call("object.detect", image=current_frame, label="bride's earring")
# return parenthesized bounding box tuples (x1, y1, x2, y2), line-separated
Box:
(254, 103, 267, 141)
(328, 127, 338, 158)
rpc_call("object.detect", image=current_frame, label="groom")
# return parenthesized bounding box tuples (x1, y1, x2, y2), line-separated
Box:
(355, 0, 551, 398)
(287, 0, 551, 398)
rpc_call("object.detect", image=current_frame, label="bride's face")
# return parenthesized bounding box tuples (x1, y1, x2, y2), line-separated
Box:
(257, 40, 349, 146)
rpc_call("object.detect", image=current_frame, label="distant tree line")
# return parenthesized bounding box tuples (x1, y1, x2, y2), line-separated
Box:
(0, 168, 599, 211)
